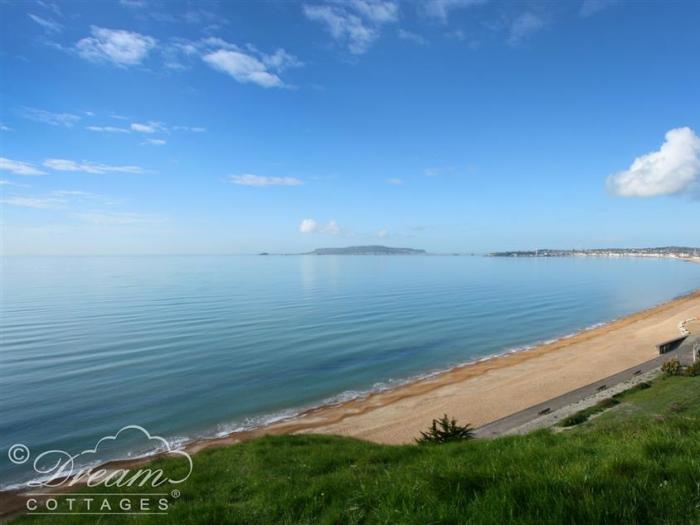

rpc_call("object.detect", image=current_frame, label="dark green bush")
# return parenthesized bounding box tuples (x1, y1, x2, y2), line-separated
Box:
(416, 414, 474, 444)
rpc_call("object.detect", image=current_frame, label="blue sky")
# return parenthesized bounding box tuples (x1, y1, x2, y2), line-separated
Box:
(1, 0, 699, 255)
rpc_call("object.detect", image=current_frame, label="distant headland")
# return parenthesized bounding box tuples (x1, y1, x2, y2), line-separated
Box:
(259, 245, 428, 256)
(307, 245, 427, 256)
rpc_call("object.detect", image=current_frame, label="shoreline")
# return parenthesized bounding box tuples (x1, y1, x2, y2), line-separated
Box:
(182, 288, 699, 449)
(3, 288, 699, 492)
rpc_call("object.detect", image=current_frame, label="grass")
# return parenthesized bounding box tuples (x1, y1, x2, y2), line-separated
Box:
(557, 381, 653, 427)
(13, 375, 700, 525)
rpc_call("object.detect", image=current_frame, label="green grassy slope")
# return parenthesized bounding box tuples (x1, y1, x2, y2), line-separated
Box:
(14, 375, 700, 525)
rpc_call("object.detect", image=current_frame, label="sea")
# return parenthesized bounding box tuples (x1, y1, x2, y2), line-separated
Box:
(1, 255, 698, 487)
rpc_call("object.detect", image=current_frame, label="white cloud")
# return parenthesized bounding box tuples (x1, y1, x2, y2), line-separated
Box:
(580, 0, 617, 17)
(349, 0, 399, 23)
(397, 29, 428, 45)
(0, 124, 12, 131)
(163, 37, 300, 88)
(424, 167, 440, 177)
(20, 107, 80, 127)
(203, 49, 284, 88)
(299, 218, 319, 233)
(43, 159, 145, 174)
(86, 125, 130, 133)
(28, 13, 62, 33)
(130, 121, 164, 133)
(119, 0, 147, 7)
(508, 13, 545, 45)
(387, 177, 403, 185)
(227, 174, 303, 186)
(143, 138, 166, 146)
(298, 218, 343, 235)
(262, 48, 304, 71)
(1, 196, 65, 209)
(607, 127, 700, 198)
(377, 228, 388, 238)
(303, 0, 398, 55)
(0, 157, 46, 176)
(422, 0, 486, 22)
(76, 26, 156, 66)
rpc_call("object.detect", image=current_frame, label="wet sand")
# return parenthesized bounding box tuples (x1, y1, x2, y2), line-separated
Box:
(186, 288, 700, 449)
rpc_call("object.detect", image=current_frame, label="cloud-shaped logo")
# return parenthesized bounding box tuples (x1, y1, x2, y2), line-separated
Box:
(23, 425, 192, 488)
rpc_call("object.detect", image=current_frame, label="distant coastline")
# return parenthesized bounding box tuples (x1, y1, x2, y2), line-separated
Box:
(258, 245, 700, 261)
(489, 246, 700, 263)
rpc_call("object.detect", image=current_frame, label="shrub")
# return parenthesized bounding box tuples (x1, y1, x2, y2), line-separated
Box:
(561, 413, 589, 427)
(661, 358, 682, 377)
(416, 414, 474, 444)
(685, 360, 700, 377)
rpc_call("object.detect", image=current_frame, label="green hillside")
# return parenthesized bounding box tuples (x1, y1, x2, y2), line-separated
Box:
(14, 375, 700, 524)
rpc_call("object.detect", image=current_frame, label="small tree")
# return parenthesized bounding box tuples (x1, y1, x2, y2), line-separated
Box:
(416, 414, 474, 444)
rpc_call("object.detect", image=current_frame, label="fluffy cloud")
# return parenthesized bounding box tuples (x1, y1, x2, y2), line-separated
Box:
(43, 159, 145, 174)
(154, 36, 300, 88)
(203, 49, 284, 88)
(20, 107, 80, 127)
(299, 218, 319, 233)
(298, 218, 343, 235)
(0, 158, 46, 176)
(606, 127, 700, 198)
(227, 174, 303, 186)
(303, 0, 398, 55)
(508, 13, 545, 45)
(76, 27, 156, 66)
(386, 177, 403, 185)
(422, 0, 486, 22)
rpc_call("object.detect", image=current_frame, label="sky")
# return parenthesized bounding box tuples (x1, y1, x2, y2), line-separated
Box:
(0, 0, 699, 255)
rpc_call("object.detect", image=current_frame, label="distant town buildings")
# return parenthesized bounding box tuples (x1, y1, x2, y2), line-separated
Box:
(490, 247, 700, 261)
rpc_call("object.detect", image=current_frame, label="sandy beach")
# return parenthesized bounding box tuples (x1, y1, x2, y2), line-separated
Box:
(187, 288, 700, 450)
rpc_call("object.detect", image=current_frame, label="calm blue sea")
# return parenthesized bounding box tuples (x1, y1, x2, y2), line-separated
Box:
(1, 255, 698, 487)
